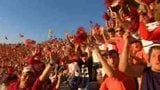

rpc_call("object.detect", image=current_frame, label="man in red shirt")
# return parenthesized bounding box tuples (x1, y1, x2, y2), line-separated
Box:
(92, 31, 137, 90)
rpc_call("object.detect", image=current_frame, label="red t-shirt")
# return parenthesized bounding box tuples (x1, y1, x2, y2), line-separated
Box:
(7, 79, 42, 90)
(115, 37, 124, 54)
(50, 79, 58, 90)
(100, 70, 136, 90)
(139, 21, 160, 41)
(7, 78, 59, 90)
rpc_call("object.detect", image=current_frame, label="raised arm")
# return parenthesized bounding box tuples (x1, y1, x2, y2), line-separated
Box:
(65, 33, 75, 48)
(118, 31, 146, 77)
(55, 72, 62, 89)
(39, 52, 58, 82)
(92, 46, 114, 77)
(118, 31, 130, 72)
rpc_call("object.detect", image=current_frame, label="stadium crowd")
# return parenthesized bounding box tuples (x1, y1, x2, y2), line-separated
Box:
(1, 0, 160, 90)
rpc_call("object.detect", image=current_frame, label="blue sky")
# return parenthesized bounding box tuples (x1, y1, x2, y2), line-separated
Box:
(0, 0, 106, 43)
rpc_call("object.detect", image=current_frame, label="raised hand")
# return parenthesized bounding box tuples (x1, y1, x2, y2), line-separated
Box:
(49, 51, 59, 65)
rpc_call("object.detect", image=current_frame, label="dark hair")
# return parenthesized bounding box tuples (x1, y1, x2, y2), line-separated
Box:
(107, 28, 115, 33)
(148, 45, 160, 61)
(110, 4, 121, 12)
(105, 50, 119, 58)
(130, 39, 142, 45)
(130, 39, 142, 46)
(81, 52, 88, 57)
(115, 27, 125, 33)
(3, 74, 18, 84)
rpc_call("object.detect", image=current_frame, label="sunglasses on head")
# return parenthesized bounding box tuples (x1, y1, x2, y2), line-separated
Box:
(108, 30, 115, 33)
(107, 28, 115, 33)
(115, 29, 123, 33)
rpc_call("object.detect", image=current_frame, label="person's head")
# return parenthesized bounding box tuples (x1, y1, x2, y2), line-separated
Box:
(19, 66, 35, 87)
(31, 60, 45, 77)
(2, 74, 18, 85)
(148, 45, 160, 72)
(130, 40, 143, 52)
(80, 52, 88, 61)
(107, 28, 115, 38)
(142, 13, 150, 23)
(104, 50, 119, 70)
(115, 27, 125, 37)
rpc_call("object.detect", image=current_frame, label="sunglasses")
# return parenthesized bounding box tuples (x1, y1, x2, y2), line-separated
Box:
(108, 30, 115, 33)
(115, 30, 123, 33)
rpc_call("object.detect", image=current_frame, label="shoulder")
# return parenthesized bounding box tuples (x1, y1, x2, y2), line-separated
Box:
(32, 78, 44, 90)
(142, 67, 153, 79)
(34, 78, 43, 85)
(7, 80, 19, 90)
(99, 80, 108, 90)
(143, 67, 151, 73)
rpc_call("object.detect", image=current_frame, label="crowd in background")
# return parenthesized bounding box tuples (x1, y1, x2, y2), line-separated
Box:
(1, 0, 160, 90)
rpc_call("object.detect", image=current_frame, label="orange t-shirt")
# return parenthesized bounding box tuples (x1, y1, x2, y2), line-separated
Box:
(100, 70, 136, 90)
(115, 37, 124, 54)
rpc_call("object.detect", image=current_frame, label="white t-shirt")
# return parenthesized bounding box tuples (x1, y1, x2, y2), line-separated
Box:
(68, 62, 80, 76)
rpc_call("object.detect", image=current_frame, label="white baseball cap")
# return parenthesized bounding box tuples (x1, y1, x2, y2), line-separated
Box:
(22, 66, 34, 74)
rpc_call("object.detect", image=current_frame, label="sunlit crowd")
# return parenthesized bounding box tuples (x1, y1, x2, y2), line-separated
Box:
(1, 0, 160, 90)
